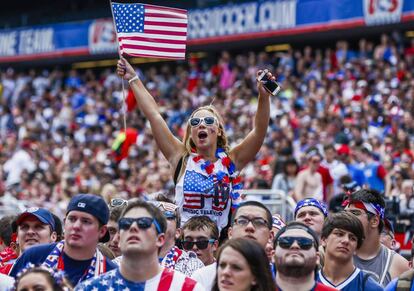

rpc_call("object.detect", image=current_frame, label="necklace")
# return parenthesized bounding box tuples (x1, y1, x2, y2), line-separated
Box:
(192, 148, 243, 204)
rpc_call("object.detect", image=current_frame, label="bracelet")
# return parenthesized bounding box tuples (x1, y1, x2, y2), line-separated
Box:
(128, 75, 139, 84)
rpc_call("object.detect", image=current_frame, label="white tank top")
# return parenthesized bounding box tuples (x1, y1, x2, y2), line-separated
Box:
(175, 152, 239, 232)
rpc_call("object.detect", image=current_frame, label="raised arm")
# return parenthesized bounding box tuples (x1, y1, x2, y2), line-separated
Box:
(117, 58, 185, 166)
(229, 70, 272, 170)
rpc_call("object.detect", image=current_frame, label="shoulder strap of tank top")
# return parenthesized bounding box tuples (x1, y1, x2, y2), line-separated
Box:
(174, 153, 188, 185)
(379, 247, 392, 286)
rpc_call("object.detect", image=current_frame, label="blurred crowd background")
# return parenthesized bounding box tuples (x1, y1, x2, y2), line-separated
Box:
(2, 32, 414, 218)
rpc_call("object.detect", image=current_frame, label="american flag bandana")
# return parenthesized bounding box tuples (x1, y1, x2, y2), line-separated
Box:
(42, 241, 105, 284)
(295, 198, 328, 217)
(342, 200, 385, 219)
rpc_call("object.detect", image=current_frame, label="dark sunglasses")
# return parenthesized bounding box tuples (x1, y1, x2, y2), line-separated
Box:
(234, 216, 269, 229)
(188, 116, 217, 127)
(181, 239, 215, 250)
(118, 217, 162, 234)
(277, 236, 314, 250)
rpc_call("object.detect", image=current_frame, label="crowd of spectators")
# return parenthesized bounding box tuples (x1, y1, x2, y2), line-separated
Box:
(1, 33, 414, 218)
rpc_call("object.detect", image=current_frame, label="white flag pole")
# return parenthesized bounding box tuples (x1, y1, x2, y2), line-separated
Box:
(109, 0, 127, 132)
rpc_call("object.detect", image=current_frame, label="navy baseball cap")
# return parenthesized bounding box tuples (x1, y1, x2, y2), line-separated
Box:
(16, 208, 56, 231)
(66, 194, 110, 243)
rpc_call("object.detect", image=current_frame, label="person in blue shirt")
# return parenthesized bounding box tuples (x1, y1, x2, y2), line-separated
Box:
(385, 239, 414, 291)
(9, 194, 117, 287)
(317, 211, 383, 290)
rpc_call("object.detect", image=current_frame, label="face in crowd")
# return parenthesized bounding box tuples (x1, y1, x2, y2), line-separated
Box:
(295, 206, 325, 237)
(182, 224, 218, 266)
(228, 204, 273, 248)
(274, 227, 319, 277)
(217, 245, 256, 291)
(16, 271, 54, 291)
(15, 209, 57, 253)
(106, 218, 121, 257)
(119, 206, 165, 257)
(322, 227, 358, 261)
(64, 210, 107, 250)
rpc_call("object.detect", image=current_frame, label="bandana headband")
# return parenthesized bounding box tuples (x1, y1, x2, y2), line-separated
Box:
(272, 214, 286, 231)
(295, 198, 328, 217)
(306, 149, 321, 160)
(343, 200, 385, 219)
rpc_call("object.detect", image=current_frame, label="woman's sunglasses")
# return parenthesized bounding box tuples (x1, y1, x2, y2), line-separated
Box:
(181, 239, 216, 250)
(188, 117, 217, 127)
(277, 236, 314, 250)
(118, 217, 162, 234)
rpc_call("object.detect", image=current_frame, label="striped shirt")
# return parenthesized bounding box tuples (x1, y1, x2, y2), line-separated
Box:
(75, 268, 204, 291)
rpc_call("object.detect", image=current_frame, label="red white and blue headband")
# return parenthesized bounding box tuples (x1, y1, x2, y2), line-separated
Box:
(342, 200, 385, 219)
(294, 198, 328, 217)
(272, 214, 286, 231)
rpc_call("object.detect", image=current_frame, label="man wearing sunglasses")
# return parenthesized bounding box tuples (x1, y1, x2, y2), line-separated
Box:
(274, 221, 337, 291)
(181, 215, 218, 266)
(111, 199, 204, 276)
(76, 200, 203, 290)
(318, 212, 383, 290)
(344, 188, 409, 287)
(192, 201, 273, 290)
(154, 201, 204, 277)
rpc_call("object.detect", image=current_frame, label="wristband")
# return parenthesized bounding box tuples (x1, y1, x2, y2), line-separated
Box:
(128, 75, 139, 84)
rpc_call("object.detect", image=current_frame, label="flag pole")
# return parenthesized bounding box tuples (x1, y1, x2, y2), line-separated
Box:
(109, 0, 127, 132)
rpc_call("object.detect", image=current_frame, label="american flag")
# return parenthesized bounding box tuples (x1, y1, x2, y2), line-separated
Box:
(111, 2, 187, 60)
(183, 170, 229, 211)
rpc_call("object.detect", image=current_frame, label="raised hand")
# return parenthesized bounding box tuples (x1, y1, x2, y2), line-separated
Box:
(117, 57, 137, 81)
(256, 70, 276, 98)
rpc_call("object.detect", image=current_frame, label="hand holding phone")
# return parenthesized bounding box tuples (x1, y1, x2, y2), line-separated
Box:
(257, 69, 281, 96)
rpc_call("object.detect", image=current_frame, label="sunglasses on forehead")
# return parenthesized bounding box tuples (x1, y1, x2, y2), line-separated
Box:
(277, 236, 315, 250)
(110, 198, 128, 208)
(118, 217, 162, 234)
(188, 116, 217, 127)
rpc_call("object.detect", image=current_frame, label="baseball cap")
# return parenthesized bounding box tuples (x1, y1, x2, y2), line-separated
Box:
(337, 144, 351, 156)
(66, 194, 110, 243)
(15, 208, 55, 231)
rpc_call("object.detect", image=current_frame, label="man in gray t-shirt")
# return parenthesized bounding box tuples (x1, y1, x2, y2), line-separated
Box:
(344, 188, 409, 286)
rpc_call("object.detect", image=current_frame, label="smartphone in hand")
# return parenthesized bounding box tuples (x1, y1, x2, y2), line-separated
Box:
(257, 69, 281, 96)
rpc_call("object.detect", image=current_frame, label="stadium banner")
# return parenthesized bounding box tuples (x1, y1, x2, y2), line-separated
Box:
(0, 0, 413, 62)
(0, 21, 92, 62)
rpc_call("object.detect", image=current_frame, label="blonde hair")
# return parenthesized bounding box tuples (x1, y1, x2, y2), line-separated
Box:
(183, 105, 230, 154)
(100, 183, 117, 204)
